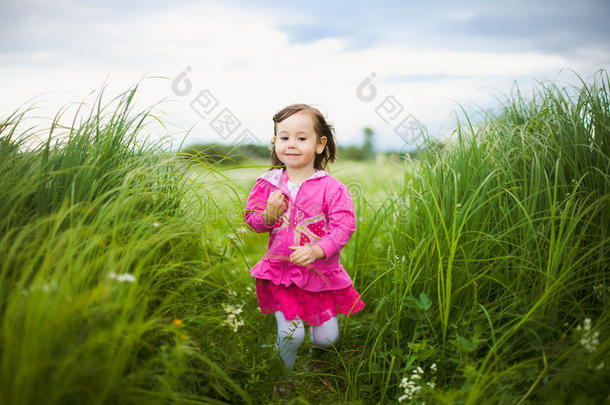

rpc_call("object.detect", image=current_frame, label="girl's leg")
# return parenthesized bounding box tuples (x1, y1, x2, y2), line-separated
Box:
(309, 316, 339, 348)
(274, 311, 305, 371)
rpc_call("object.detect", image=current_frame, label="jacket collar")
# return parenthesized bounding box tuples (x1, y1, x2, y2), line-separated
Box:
(258, 167, 328, 194)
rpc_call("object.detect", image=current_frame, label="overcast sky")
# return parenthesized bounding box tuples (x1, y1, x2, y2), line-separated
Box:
(1, 0, 609, 152)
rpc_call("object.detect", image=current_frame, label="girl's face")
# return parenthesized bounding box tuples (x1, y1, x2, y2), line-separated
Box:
(273, 111, 327, 171)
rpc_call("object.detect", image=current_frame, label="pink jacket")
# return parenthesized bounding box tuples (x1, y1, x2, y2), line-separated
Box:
(244, 168, 356, 292)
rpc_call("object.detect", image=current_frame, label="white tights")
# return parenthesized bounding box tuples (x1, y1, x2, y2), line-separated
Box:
(274, 311, 339, 370)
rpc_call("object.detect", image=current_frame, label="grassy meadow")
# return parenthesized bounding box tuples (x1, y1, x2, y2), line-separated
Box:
(0, 71, 609, 404)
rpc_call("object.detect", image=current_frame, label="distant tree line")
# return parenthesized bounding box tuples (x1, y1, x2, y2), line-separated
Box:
(179, 127, 445, 165)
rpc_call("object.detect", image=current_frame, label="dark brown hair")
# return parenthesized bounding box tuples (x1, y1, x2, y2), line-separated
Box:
(269, 103, 337, 171)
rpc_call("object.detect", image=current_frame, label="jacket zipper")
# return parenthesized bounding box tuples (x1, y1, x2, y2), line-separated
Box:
(261, 173, 326, 284)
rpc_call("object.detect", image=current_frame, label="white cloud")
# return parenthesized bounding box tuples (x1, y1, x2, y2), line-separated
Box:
(0, 1, 606, 152)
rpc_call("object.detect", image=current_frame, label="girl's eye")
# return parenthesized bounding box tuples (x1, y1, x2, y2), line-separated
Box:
(299, 137, 306, 141)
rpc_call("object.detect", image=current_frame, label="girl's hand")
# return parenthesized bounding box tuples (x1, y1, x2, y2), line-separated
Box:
(288, 245, 325, 266)
(264, 190, 286, 225)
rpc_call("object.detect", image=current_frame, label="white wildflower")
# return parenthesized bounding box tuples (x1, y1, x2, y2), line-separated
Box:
(152, 222, 160, 227)
(222, 303, 243, 314)
(236, 226, 249, 234)
(576, 318, 599, 353)
(224, 313, 244, 332)
(593, 284, 609, 300)
(109, 272, 136, 283)
(593, 284, 602, 299)
(222, 302, 245, 332)
(397, 364, 436, 402)
(30, 280, 58, 293)
(411, 367, 424, 379)
(456, 203, 462, 208)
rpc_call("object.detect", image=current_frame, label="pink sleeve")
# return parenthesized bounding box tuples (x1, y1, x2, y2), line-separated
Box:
(244, 178, 274, 233)
(315, 183, 356, 259)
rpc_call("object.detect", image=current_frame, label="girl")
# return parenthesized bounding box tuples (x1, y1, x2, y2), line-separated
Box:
(244, 103, 365, 374)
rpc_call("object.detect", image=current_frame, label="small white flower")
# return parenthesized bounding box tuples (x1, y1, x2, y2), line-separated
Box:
(29, 280, 58, 293)
(236, 226, 249, 234)
(224, 313, 245, 332)
(152, 222, 160, 227)
(397, 364, 437, 402)
(222, 301, 245, 332)
(576, 317, 599, 353)
(593, 284, 607, 300)
(456, 203, 462, 208)
(118, 273, 136, 283)
(109, 272, 136, 283)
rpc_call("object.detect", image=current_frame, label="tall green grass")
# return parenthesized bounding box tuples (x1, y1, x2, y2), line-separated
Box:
(0, 87, 255, 404)
(362, 70, 609, 403)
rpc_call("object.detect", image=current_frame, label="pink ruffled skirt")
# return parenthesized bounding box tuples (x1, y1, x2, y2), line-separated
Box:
(255, 278, 365, 326)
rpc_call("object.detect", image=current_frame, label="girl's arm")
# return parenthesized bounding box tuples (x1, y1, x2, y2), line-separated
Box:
(244, 178, 275, 233)
(315, 183, 356, 259)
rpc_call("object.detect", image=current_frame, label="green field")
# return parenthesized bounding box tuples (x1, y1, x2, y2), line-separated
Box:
(1, 71, 608, 404)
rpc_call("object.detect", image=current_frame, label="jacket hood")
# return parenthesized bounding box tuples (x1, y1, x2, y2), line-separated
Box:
(257, 168, 329, 198)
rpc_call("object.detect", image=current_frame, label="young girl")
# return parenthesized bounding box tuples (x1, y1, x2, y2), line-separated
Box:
(244, 103, 365, 374)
